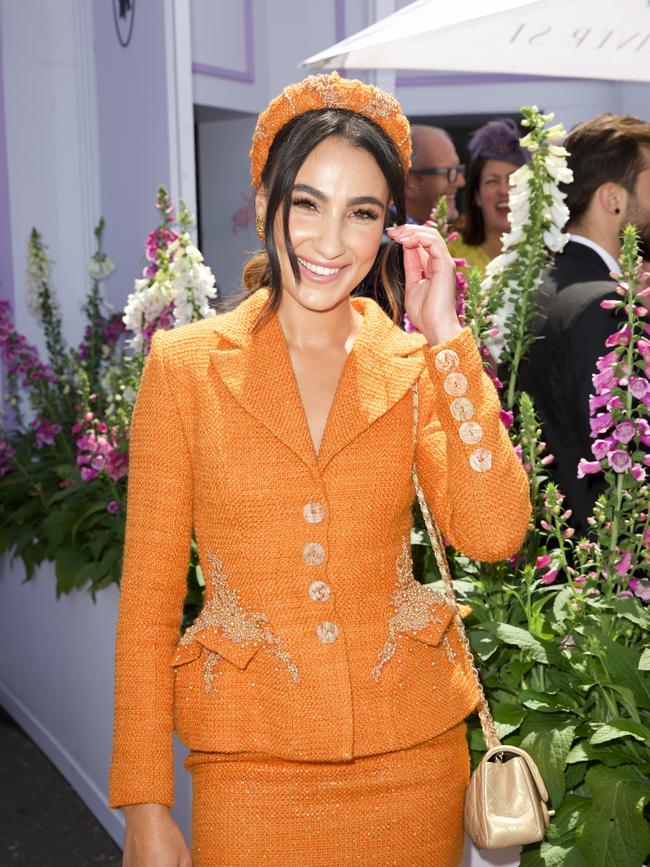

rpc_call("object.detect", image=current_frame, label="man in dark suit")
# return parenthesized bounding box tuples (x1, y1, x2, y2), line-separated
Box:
(520, 114, 650, 535)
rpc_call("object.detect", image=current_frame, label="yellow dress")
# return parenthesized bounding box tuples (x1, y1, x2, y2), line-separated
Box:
(448, 236, 490, 279)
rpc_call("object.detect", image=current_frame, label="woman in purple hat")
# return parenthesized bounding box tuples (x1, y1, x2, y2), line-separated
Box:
(449, 118, 529, 276)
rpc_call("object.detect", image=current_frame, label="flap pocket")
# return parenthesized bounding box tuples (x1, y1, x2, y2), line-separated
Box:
(171, 628, 262, 670)
(406, 599, 455, 647)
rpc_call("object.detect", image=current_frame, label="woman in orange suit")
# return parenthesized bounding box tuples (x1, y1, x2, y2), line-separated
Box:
(110, 73, 530, 867)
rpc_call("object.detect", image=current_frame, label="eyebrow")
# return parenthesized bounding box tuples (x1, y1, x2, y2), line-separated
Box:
(293, 183, 386, 209)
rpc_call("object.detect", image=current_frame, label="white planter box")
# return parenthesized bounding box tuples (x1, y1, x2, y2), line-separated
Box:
(0, 555, 519, 865)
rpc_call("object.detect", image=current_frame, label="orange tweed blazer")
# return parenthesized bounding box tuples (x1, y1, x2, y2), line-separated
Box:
(109, 289, 530, 808)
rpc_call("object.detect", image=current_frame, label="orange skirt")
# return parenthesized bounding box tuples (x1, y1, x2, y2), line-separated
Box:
(186, 721, 470, 867)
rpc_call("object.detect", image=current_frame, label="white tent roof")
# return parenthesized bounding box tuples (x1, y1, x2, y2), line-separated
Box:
(302, 0, 650, 83)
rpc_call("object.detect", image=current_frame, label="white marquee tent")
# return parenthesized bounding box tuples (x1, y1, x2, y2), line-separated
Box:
(303, 0, 650, 83)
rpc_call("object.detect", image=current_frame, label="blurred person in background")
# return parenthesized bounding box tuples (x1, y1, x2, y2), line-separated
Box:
(519, 113, 650, 535)
(406, 125, 466, 224)
(449, 118, 529, 276)
(359, 124, 465, 315)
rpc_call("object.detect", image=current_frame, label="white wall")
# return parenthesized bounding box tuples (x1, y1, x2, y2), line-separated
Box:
(0, 558, 192, 848)
(0, 0, 99, 350)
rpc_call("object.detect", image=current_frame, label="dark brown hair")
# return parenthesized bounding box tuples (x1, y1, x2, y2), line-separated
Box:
(242, 108, 407, 323)
(460, 156, 488, 247)
(563, 114, 650, 223)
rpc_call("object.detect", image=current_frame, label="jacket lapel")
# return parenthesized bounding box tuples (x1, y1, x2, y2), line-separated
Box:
(209, 291, 317, 469)
(209, 291, 426, 472)
(316, 299, 426, 470)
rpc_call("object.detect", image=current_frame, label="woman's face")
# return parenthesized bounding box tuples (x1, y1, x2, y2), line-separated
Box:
(475, 159, 517, 237)
(268, 136, 389, 313)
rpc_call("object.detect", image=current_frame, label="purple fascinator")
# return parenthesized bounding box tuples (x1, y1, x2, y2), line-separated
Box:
(467, 118, 529, 166)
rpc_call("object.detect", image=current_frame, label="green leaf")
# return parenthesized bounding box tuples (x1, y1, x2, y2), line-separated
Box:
(520, 714, 576, 808)
(42, 510, 74, 548)
(54, 545, 88, 596)
(640, 648, 650, 671)
(589, 632, 650, 710)
(468, 628, 499, 661)
(612, 597, 650, 629)
(483, 621, 550, 663)
(566, 743, 589, 764)
(589, 719, 650, 746)
(552, 586, 575, 623)
(565, 762, 587, 791)
(520, 842, 587, 867)
(71, 499, 112, 542)
(577, 765, 650, 867)
(520, 690, 575, 713)
(492, 702, 526, 738)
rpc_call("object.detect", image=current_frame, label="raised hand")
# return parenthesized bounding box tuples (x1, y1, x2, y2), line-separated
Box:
(386, 223, 462, 346)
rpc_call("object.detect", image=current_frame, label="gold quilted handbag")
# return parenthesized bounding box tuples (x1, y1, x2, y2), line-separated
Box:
(411, 385, 553, 849)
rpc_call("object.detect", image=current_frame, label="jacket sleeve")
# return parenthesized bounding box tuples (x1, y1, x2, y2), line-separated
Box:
(109, 330, 193, 808)
(415, 327, 530, 562)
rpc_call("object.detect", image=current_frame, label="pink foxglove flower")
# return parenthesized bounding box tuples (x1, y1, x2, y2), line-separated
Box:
(605, 324, 631, 347)
(31, 416, 62, 448)
(609, 450, 632, 473)
(591, 438, 613, 460)
(614, 551, 632, 575)
(631, 464, 647, 482)
(590, 413, 613, 436)
(577, 459, 602, 478)
(540, 567, 560, 585)
(628, 376, 650, 400)
(613, 420, 636, 444)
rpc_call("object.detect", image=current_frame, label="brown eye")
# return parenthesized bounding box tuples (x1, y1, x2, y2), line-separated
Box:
(352, 208, 380, 221)
(292, 197, 318, 211)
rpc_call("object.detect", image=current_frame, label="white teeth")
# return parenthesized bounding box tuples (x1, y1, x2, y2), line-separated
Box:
(297, 257, 340, 276)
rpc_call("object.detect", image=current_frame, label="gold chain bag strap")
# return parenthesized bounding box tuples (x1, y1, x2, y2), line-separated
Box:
(411, 383, 553, 849)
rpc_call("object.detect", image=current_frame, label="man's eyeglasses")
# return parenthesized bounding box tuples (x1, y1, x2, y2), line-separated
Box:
(410, 165, 466, 184)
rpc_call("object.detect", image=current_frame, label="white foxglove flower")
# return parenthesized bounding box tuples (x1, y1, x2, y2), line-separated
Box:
(123, 229, 217, 349)
(479, 110, 572, 362)
(26, 233, 59, 324)
(88, 253, 115, 281)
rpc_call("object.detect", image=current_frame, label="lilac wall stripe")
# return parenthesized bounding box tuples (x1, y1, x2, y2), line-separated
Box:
(0, 25, 14, 308)
(396, 72, 563, 87)
(0, 23, 15, 425)
(191, 0, 255, 82)
(335, 0, 346, 43)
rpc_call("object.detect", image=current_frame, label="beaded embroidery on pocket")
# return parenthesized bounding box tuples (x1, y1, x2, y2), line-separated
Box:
(180, 553, 300, 691)
(372, 538, 455, 681)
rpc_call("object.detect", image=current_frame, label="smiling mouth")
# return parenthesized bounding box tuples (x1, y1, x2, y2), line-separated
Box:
(496, 203, 510, 211)
(297, 257, 343, 277)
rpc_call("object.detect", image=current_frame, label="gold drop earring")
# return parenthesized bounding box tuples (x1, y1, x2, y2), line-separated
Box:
(255, 214, 266, 240)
